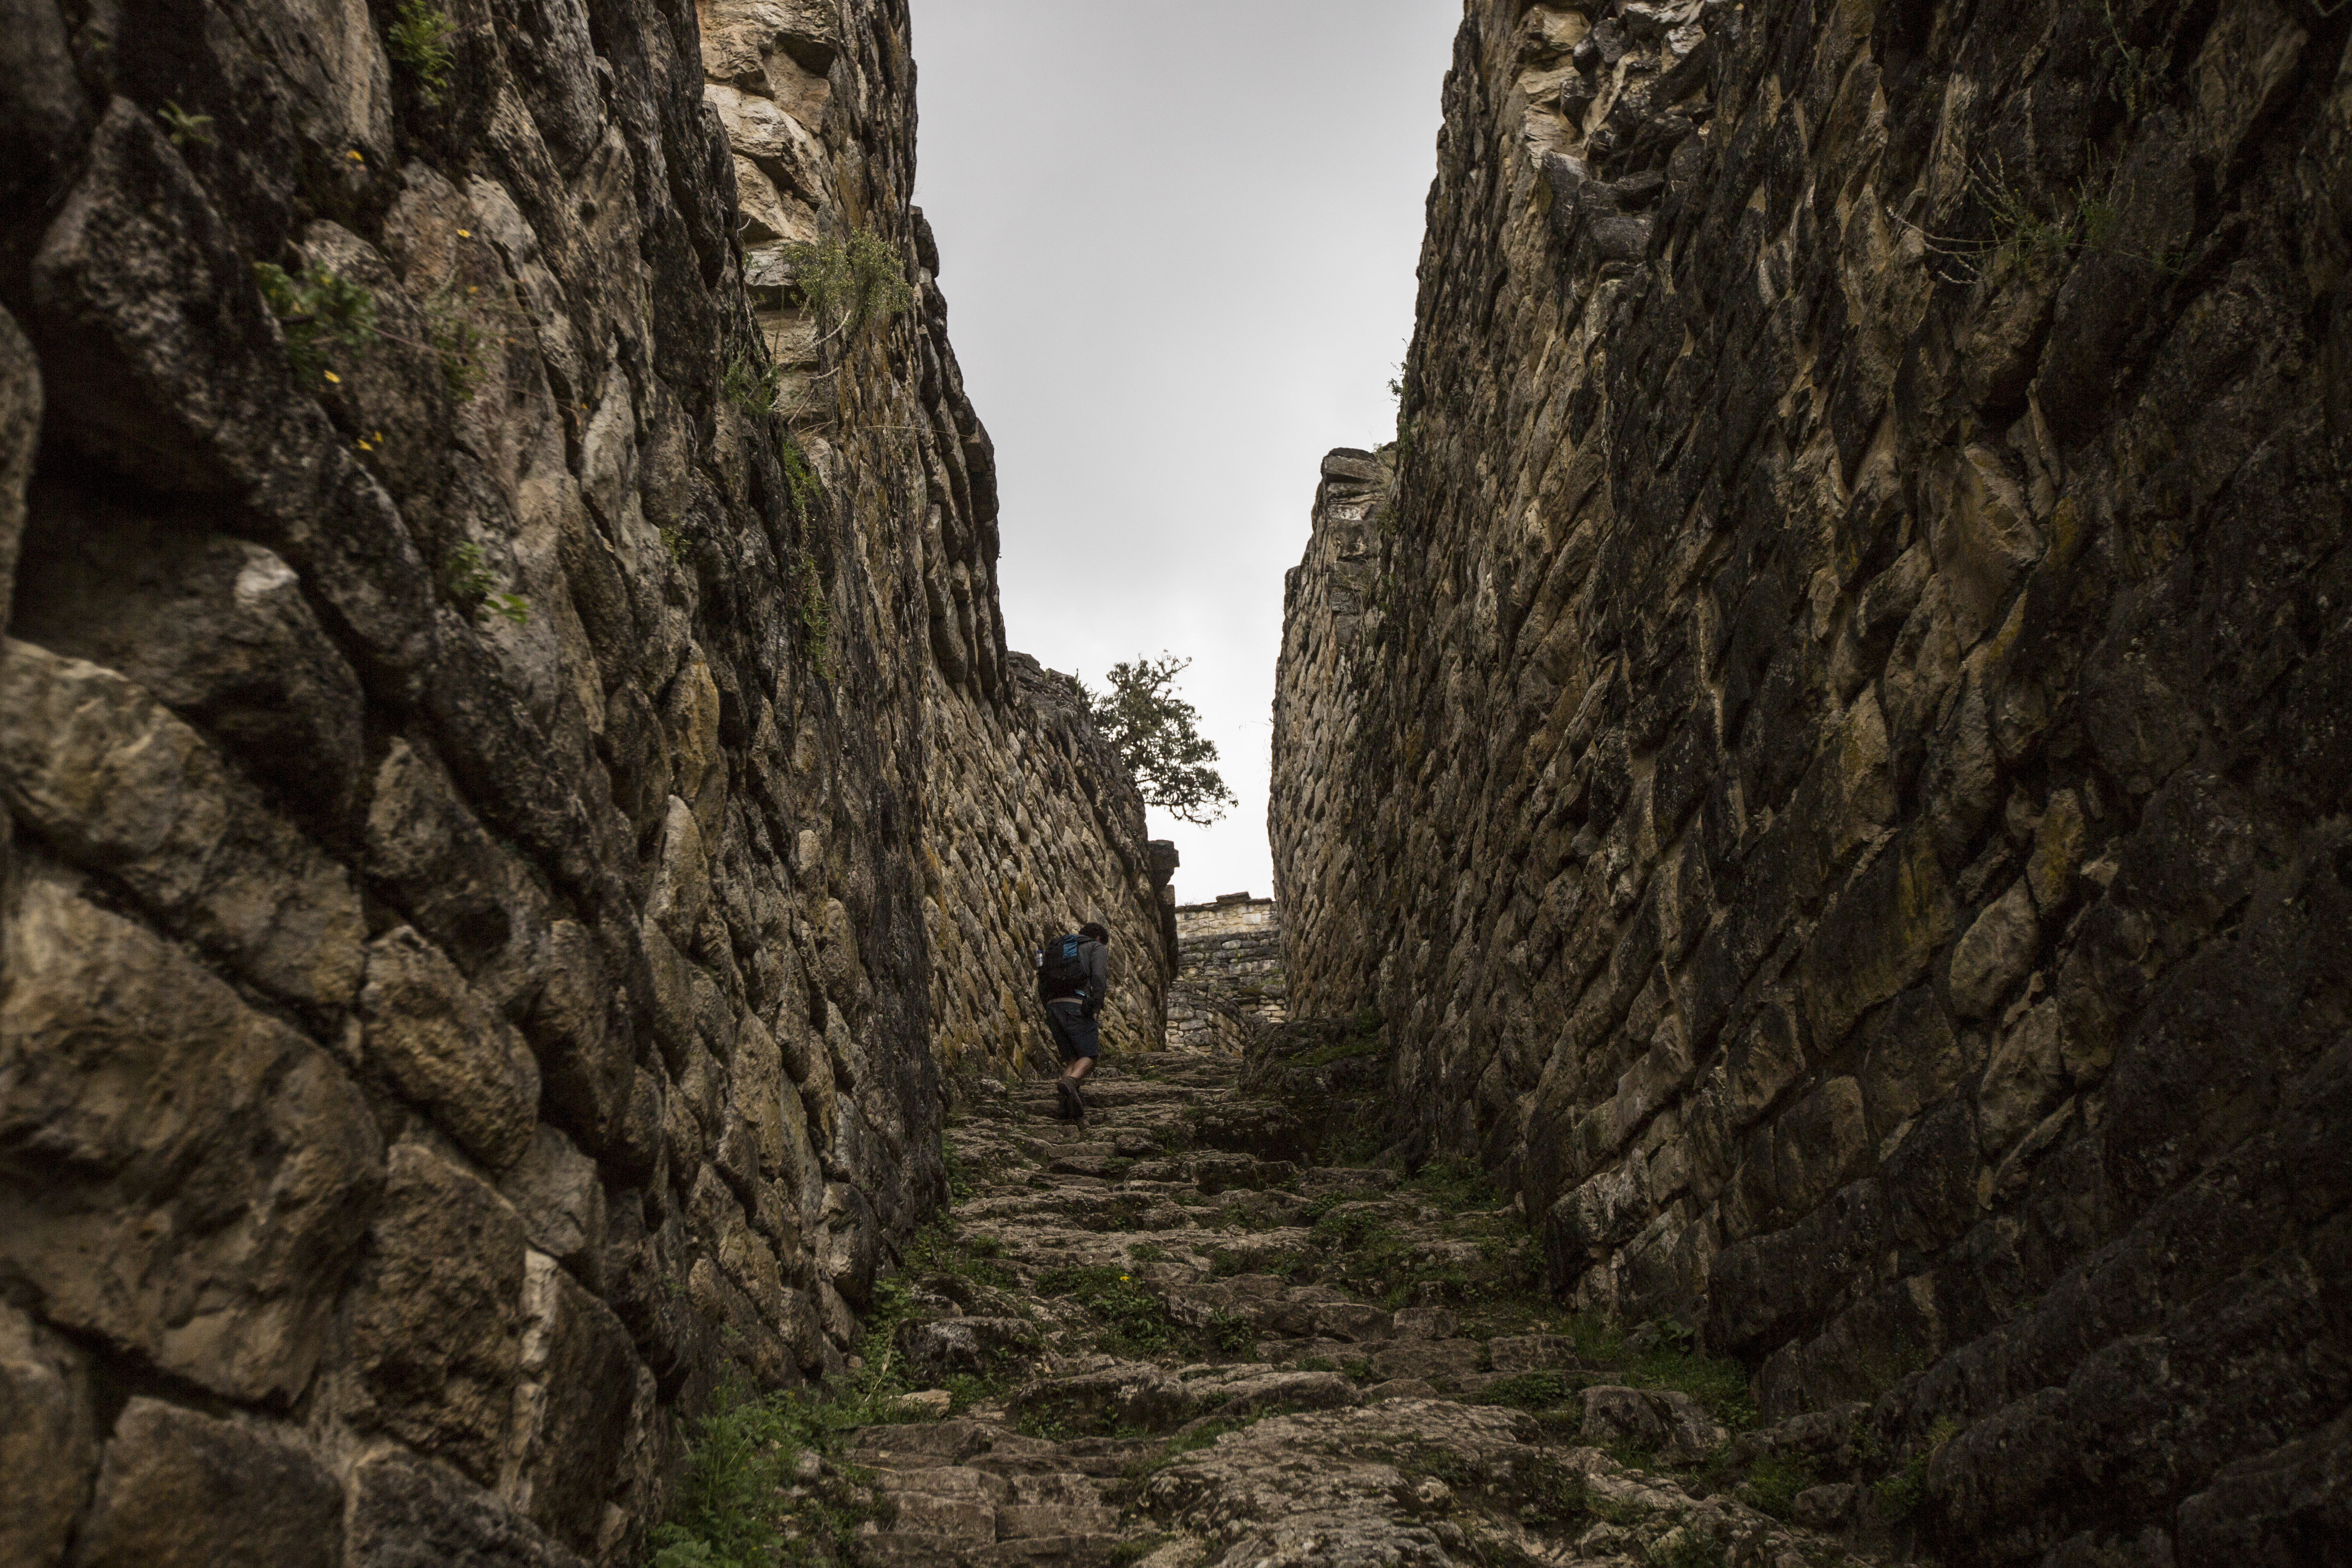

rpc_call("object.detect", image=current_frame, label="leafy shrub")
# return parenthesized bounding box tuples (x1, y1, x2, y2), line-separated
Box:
(443, 542, 528, 626)
(1737, 1451, 1817, 1520)
(794, 550, 831, 677)
(388, 0, 456, 106)
(783, 229, 913, 343)
(254, 262, 374, 381)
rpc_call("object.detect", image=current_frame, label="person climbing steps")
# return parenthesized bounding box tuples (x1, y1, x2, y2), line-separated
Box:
(1036, 921, 1110, 1121)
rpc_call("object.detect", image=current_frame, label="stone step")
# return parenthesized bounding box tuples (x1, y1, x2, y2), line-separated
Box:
(967, 1534, 1125, 1568)
(996, 1505, 1122, 1539)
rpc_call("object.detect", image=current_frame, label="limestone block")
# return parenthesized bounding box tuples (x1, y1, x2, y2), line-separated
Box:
(364, 738, 552, 1018)
(0, 638, 365, 1008)
(1800, 829, 1956, 1050)
(817, 896, 866, 1007)
(525, 919, 633, 1152)
(503, 1253, 639, 1552)
(499, 1123, 606, 1284)
(646, 796, 710, 947)
(704, 83, 827, 198)
(347, 1450, 588, 1568)
(822, 1180, 880, 1308)
(12, 517, 365, 829)
(1949, 881, 2040, 1020)
(1578, 1385, 1728, 1464)
(1859, 987, 1962, 1136)
(365, 929, 541, 1172)
(0, 875, 381, 1402)
(687, 1256, 796, 1388)
(1724, 1003, 1806, 1131)
(350, 1143, 528, 1485)
(1771, 1078, 1871, 1217)
(0, 1301, 97, 1568)
(2027, 789, 2087, 914)
(698, 0, 842, 76)
(639, 918, 698, 1068)
(661, 657, 726, 838)
(0, 305, 40, 633)
(733, 158, 816, 245)
(1978, 999, 2066, 1158)
(67, 1399, 342, 1568)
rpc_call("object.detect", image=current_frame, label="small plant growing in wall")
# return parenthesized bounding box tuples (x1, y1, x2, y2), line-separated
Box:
(157, 100, 213, 147)
(254, 262, 376, 382)
(419, 278, 504, 402)
(444, 541, 529, 626)
(782, 229, 913, 347)
(795, 550, 832, 677)
(779, 434, 822, 517)
(723, 352, 786, 419)
(388, 0, 457, 106)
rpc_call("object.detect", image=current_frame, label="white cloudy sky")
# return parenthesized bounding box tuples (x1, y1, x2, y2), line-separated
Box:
(909, 0, 1460, 906)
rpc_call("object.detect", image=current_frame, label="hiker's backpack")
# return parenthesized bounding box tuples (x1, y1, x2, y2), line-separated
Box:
(1038, 933, 1088, 1001)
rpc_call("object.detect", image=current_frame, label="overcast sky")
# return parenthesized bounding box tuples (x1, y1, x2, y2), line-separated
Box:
(909, 0, 1460, 907)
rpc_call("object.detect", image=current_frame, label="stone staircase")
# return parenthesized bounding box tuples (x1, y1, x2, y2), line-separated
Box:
(829, 1042, 1891, 1568)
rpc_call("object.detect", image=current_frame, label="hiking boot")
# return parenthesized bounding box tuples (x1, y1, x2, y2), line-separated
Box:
(1056, 1078, 1082, 1122)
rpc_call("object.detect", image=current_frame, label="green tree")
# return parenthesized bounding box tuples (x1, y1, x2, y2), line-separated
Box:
(1082, 655, 1236, 826)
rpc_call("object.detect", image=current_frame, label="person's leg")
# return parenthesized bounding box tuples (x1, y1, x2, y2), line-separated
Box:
(1058, 1013, 1101, 1119)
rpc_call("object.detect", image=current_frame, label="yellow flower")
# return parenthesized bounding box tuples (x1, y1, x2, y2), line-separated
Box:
(457, 228, 471, 238)
(323, 371, 341, 383)
(346, 149, 364, 163)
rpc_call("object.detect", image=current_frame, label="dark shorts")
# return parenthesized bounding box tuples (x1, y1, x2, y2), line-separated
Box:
(1046, 1001, 1101, 1061)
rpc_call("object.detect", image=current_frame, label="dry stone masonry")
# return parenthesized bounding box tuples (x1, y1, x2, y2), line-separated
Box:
(1167, 892, 1290, 1054)
(1275, 1, 2352, 1563)
(0, 0, 1160, 1563)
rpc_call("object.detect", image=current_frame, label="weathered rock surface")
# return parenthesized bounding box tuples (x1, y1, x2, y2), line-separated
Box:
(1272, 1, 2352, 1562)
(810, 1028, 1879, 1568)
(0, 0, 1164, 1558)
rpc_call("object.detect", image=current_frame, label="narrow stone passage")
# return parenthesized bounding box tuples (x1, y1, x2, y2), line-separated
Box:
(818, 1031, 1896, 1568)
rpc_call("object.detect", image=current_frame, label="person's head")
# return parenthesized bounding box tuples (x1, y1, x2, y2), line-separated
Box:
(1079, 922, 1109, 944)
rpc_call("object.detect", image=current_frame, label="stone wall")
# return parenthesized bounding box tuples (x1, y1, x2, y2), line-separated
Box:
(1274, 0, 2352, 1561)
(0, 0, 1161, 1563)
(1167, 892, 1288, 1053)
(925, 653, 1177, 1076)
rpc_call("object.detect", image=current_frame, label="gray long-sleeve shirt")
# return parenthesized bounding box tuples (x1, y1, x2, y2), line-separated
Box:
(1039, 938, 1110, 1019)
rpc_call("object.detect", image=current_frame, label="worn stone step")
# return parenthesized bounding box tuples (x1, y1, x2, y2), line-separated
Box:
(854, 1529, 981, 1568)
(885, 1493, 996, 1540)
(995, 1505, 1123, 1539)
(966, 1534, 1123, 1568)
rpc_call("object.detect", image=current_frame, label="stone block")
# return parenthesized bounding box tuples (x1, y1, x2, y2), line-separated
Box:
(67, 1399, 342, 1568)
(1771, 1077, 1871, 1216)
(1859, 987, 1962, 1138)
(526, 920, 633, 1152)
(0, 1301, 96, 1568)
(1949, 880, 2040, 1020)
(0, 875, 381, 1401)
(0, 638, 365, 1008)
(505, 1253, 639, 1552)
(1577, 1385, 1728, 1464)
(1800, 828, 1956, 1050)
(364, 738, 553, 1018)
(10, 515, 365, 829)
(1979, 1000, 2066, 1158)
(347, 1450, 588, 1568)
(897, 1317, 1039, 1385)
(350, 1143, 528, 1485)
(1486, 1334, 1577, 1374)
(365, 929, 541, 1172)
(499, 1123, 606, 1284)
